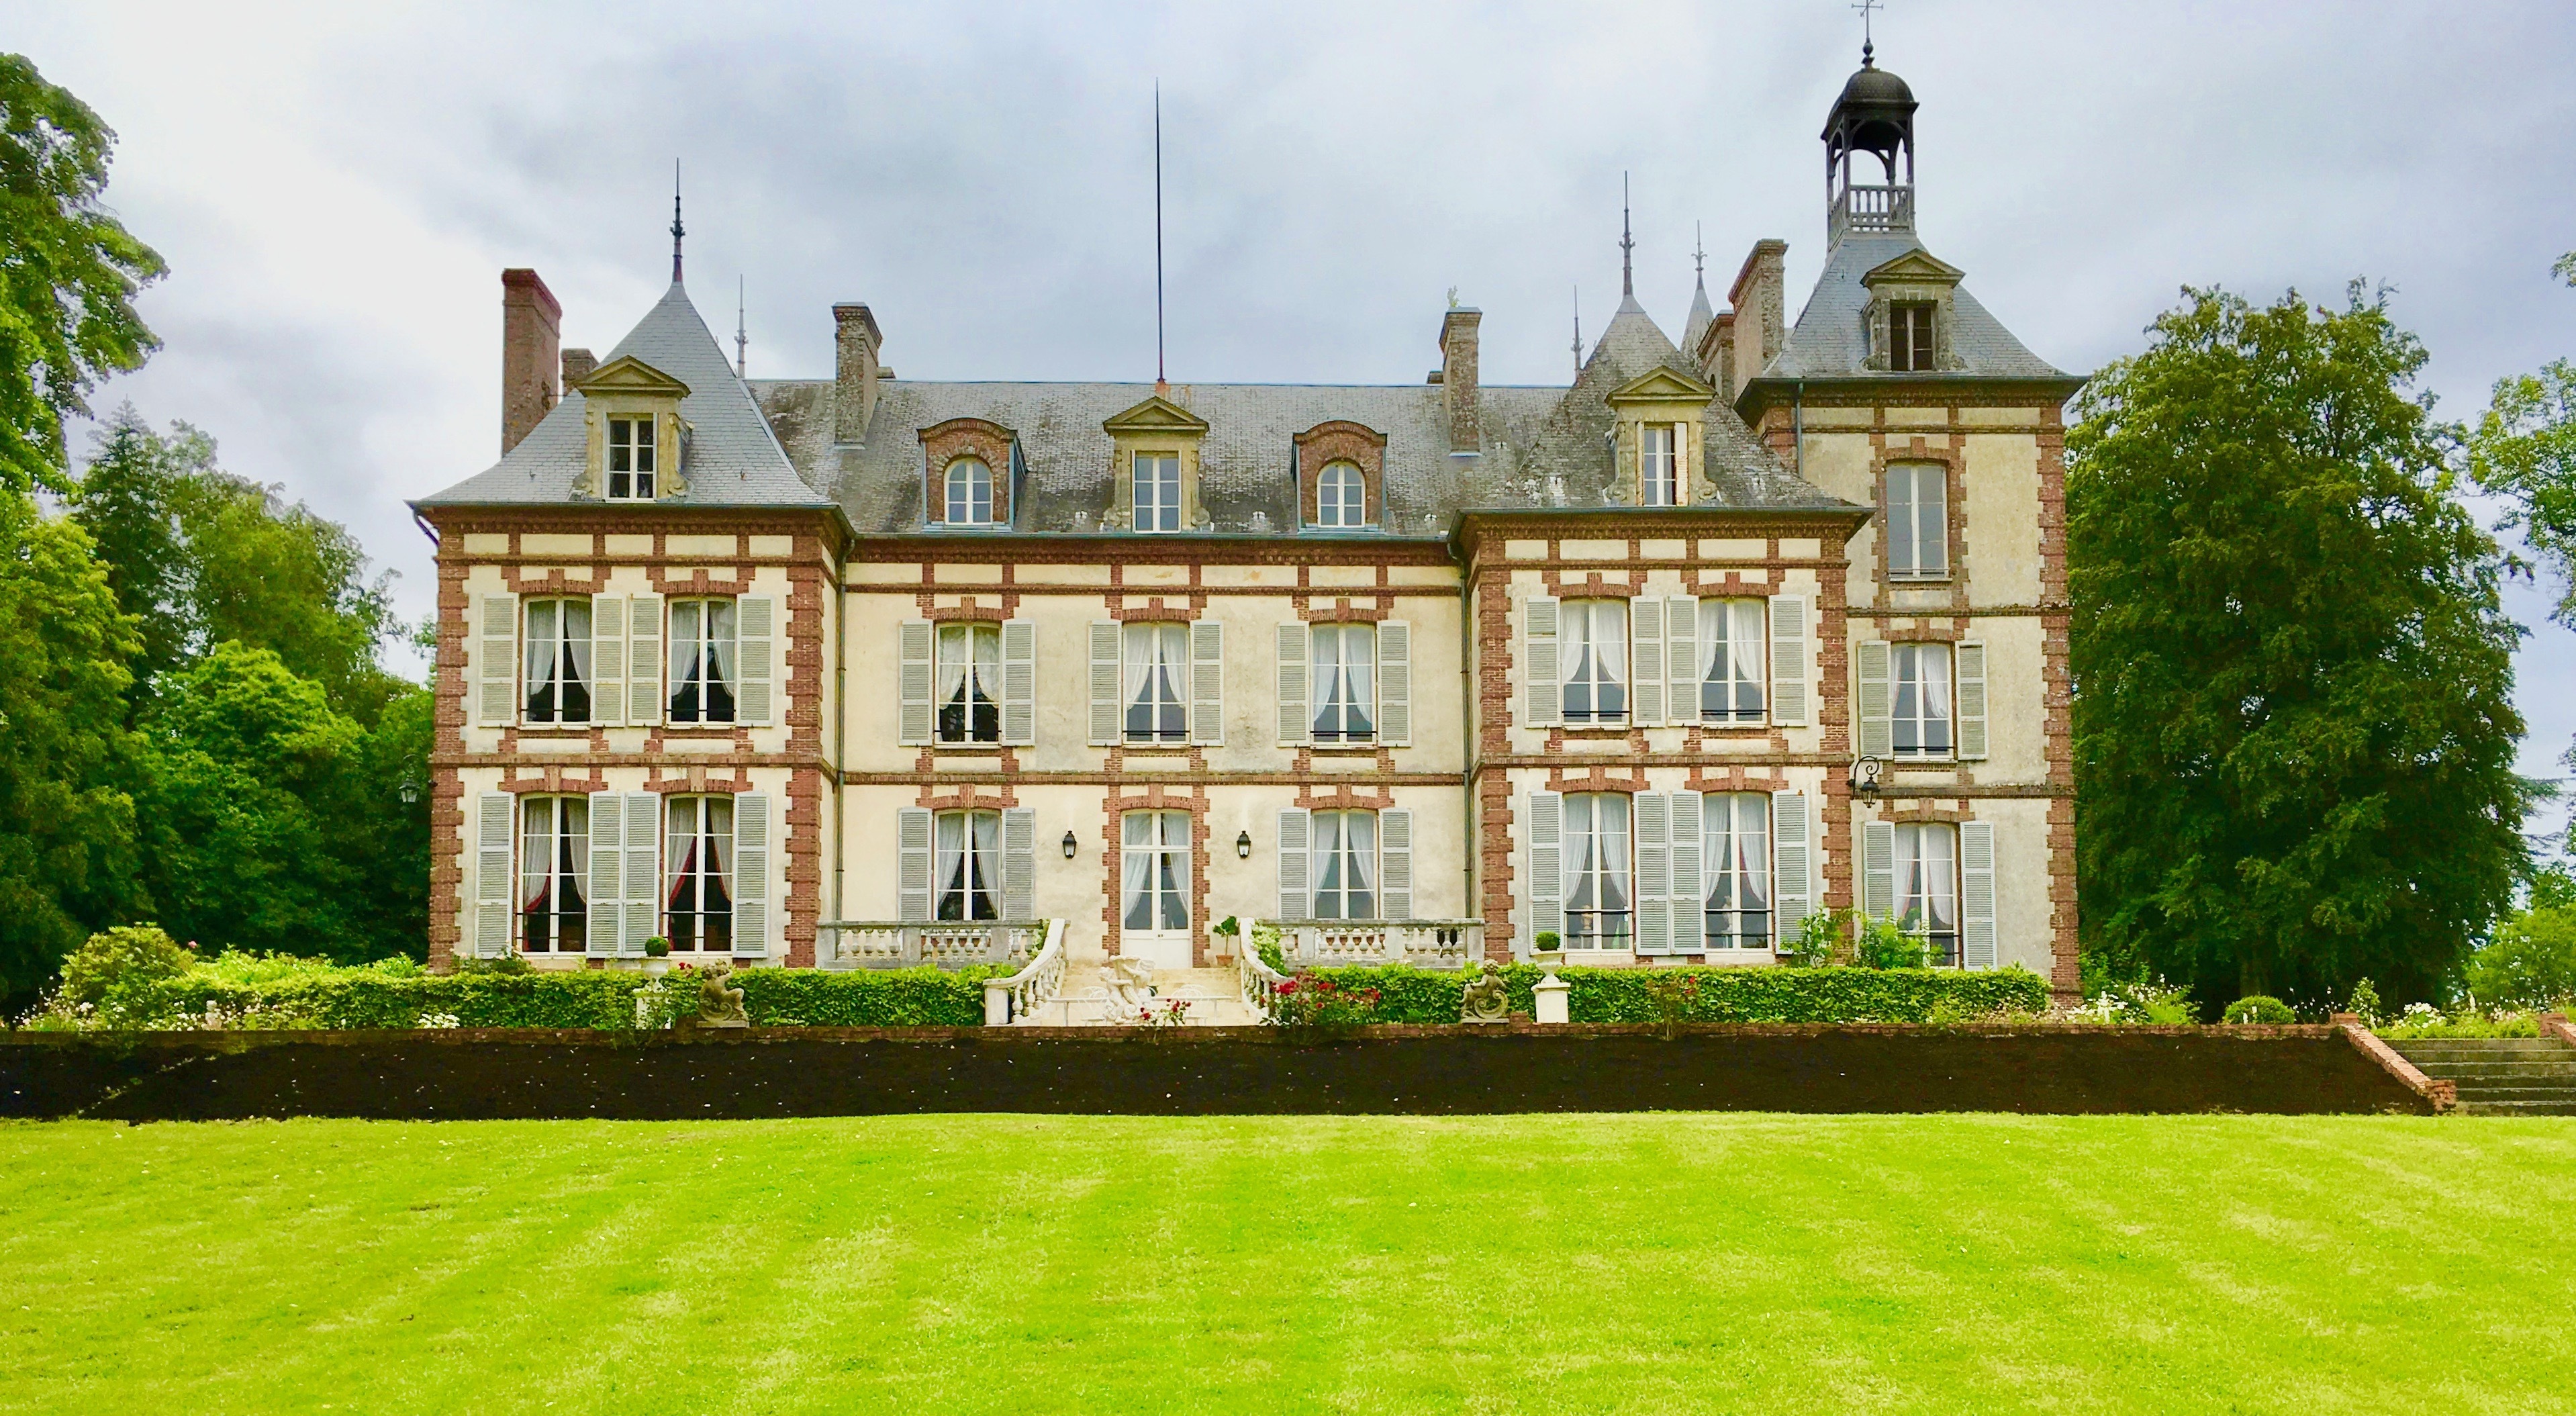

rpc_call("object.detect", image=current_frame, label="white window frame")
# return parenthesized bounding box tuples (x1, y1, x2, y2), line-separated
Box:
(1701, 793, 1772, 951)
(1897, 821, 1960, 966)
(1698, 598, 1767, 725)
(1560, 599, 1629, 726)
(1892, 641, 1954, 760)
(1133, 451, 1182, 533)
(1641, 423, 1680, 507)
(1891, 301, 1937, 373)
(1119, 809, 1192, 933)
(945, 457, 995, 526)
(518, 795, 590, 953)
(667, 598, 738, 726)
(1310, 622, 1378, 744)
(935, 622, 1004, 745)
(663, 795, 734, 953)
(1308, 808, 1379, 921)
(521, 597, 593, 726)
(934, 808, 1002, 922)
(1317, 460, 1368, 528)
(1563, 792, 1633, 949)
(1885, 462, 1948, 580)
(1122, 621, 1190, 744)
(606, 416, 657, 501)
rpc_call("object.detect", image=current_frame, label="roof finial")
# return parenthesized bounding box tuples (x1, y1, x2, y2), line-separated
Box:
(1853, 0, 1882, 66)
(669, 160, 685, 284)
(1153, 81, 1167, 397)
(735, 275, 748, 378)
(1693, 221, 1707, 289)
(1619, 171, 1636, 301)
(1570, 285, 1582, 377)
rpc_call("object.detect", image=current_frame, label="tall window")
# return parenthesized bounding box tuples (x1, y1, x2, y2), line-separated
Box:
(665, 796, 733, 952)
(935, 810, 1001, 921)
(1564, 793, 1632, 947)
(518, 796, 588, 953)
(1561, 599, 1629, 725)
(1891, 301, 1937, 373)
(522, 598, 593, 724)
(1120, 810, 1190, 933)
(945, 457, 994, 525)
(1886, 463, 1948, 579)
(1641, 424, 1680, 507)
(936, 623, 1002, 744)
(1896, 822, 1960, 966)
(1699, 599, 1766, 724)
(668, 600, 737, 724)
(607, 416, 656, 500)
(1703, 794, 1772, 951)
(1311, 624, 1376, 743)
(1893, 642, 1954, 759)
(1317, 461, 1367, 528)
(1133, 452, 1182, 532)
(1123, 622, 1188, 744)
(1310, 810, 1378, 921)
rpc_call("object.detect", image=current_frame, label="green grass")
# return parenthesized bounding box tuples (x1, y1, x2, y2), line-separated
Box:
(4, 1116, 2572, 1413)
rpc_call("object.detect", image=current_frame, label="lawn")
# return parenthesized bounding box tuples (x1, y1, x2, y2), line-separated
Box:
(3, 1115, 2571, 1413)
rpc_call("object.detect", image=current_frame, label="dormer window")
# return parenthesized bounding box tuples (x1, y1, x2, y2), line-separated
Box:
(1604, 368, 1715, 509)
(1317, 461, 1368, 528)
(608, 417, 656, 500)
(946, 457, 994, 525)
(571, 353, 689, 504)
(1860, 250, 1966, 375)
(1133, 452, 1182, 532)
(1640, 424, 1680, 507)
(1891, 301, 1937, 373)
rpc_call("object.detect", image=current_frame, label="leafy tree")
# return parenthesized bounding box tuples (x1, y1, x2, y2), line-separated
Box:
(2068, 283, 2530, 1011)
(2461, 902, 2576, 1009)
(64, 406, 195, 704)
(0, 487, 142, 1011)
(0, 54, 164, 493)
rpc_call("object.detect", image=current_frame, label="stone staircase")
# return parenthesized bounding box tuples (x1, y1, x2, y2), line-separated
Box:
(1014, 963, 1257, 1027)
(2386, 1035, 2576, 1115)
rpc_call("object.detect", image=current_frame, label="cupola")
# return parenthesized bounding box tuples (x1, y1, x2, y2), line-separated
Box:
(1822, 43, 1919, 245)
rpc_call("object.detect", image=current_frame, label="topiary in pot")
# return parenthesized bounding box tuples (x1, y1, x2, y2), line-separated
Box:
(645, 936, 671, 958)
(2224, 995, 2295, 1025)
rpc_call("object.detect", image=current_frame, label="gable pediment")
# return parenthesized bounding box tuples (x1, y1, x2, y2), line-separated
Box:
(1604, 365, 1717, 406)
(1861, 249, 1966, 289)
(1102, 393, 1210, 435)
(572, 355, 691, 399)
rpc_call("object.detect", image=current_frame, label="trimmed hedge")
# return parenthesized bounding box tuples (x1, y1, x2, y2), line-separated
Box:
(1299, 963, 2052, 1025)
(732, 966, 1006, 1028)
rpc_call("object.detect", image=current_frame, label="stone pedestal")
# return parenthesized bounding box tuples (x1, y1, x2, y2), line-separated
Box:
(1533, 969, 1570, 1025)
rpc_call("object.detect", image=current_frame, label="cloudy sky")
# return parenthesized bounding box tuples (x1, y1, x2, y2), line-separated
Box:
(14, 1, 2576, 834)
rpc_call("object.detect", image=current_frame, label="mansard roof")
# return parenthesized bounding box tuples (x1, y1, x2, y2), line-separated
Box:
(1755, 232, 2073, 385)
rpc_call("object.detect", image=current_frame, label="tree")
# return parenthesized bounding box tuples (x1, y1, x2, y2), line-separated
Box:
(0, 54, 164, 493)
(64, 406, 196, 705)
(2068, 283, 2530, 1011)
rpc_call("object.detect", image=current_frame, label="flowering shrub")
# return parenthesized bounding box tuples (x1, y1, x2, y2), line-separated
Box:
(1128, 997, 1192, 1028)
(2375, 1002, 2544, 1039)
(1290, 963, 2048, 1025)
(1268, 975, 1382, 1031)
(2064, 978, 2199, 1025)
(2224, 995, 2295, 1025)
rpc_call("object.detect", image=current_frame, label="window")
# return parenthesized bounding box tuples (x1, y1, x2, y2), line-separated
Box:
(1123, 622, 1188, 744)
(1316, 461, 1368, 528)
(607, 416, 657, 500)
(522, 598, 593, 724)
(518, 796, 588, 952)
(1561, 600, 1629, 725)
(1120, 810, 1190, 932)
(1699, 599, 1766, 724)
(664, 796, 733, 952)
(945, 457, 994, 525)
(936, 624, 1002, 744)
(1564, 793, 1632, 947)
(1133, 452, 1182, 532)
(1310, 624, 1376, 743)
(1896, 822, 1960, 965)
(1893, 642, 1954, 759)
(935, 810, 1001, 921)
(1310, 810, 1378, 920)
(1891, 301, 1937, 373)
(1886, 463, 1948, 579)
(1703, 794, 1772, 951)
(668, 599, 737, 724)
(1641, 424, 1680, 507)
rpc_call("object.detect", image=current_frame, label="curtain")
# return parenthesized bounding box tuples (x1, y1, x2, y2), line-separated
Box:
(524, 600, 556, 698)
(1120, 813, 1155, 930)
(669, 601, 702, 710)
(1344, 810, 1377, 918)
(1565, 794, 1595, 912)
(1341, 628, 1374, 736)
(565, 599, 593, 690)
(1920, 826, 1956, 934)
(1313, 811, 1345, 917)
(1154, 823, 1186, 929)
(1894, 823, 1924, 931)
(935, 811, 965, 918)
(708, 798, 734, 895)
(1920, 645, 1952, 724)
(1125, 624, 1154, 710)
(971, 625, 1000, 706)
(1596, 794, 1630, 914)
(708, 600, 738, 692)
(1593, 602, 1627, 696)
(1727, 601, 1763, 702)
(520, 798, 549, 915)
(1313, 628, 1344, 730)
(971, 810, 1000, 918)
(937, 626, 970, 712)
(565, 797, 589, 912)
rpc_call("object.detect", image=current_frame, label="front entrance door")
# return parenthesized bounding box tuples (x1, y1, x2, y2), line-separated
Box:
(1119, 810, 1194, 969)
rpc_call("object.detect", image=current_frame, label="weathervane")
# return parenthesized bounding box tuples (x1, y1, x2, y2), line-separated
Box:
(669, 160, 685, 283)
(735, 276, 748, 378)
(1570, 285, 1582, 378)
(1619, 172, 1636, 301)
(1153, 81, 1167, 395)
(1853, 0, 1882, 64)
(1694, 221, 1707, 287)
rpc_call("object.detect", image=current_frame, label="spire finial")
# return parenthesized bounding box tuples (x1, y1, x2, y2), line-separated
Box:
(670, 160, 685, 284)
(1153, 81, 1167, 395)
(1570, 285, 1582, 377)
(735, 275, 748, 378)
(1619, 172, 1636, 300)
(1693, 221, 1707, 289)
(1853, 0, 1882, 65)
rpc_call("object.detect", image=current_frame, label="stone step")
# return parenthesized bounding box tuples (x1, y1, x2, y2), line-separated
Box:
(2458, 1098, 2576, 1116)
(2407, 1061, 2576, 1082)
(2450, 1083, 2576, 1100)
(1019, 963, 1257, 1027)
(2390, 1038, 2571, 1055)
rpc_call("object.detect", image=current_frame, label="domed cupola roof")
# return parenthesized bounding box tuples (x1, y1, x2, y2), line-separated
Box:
(1821, 47, 1919, 152)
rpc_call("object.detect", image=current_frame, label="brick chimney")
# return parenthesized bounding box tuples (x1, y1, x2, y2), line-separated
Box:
(500, 269, 561, 455)
(1439, 307, 1481, 453)
(561, 347, 597, 388)
(832, 303, 884, 444)
(1727, 240, 1787, 401)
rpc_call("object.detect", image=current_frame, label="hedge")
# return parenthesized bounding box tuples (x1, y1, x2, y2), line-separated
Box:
(730, 966, 1005, 1028)
(1298, 963, 2052, 1025)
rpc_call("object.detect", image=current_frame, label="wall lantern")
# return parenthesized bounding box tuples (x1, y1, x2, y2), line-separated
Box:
(1061, 830, 1080, 860)
(1236, 830, 1253, 860)
(1848, 754, 1885, 805)
(397, 778, 422, 806)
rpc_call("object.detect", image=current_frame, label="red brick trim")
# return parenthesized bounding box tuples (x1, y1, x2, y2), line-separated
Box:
(1294, 420, 1388, 528)
(1098, 787, 1210, 967)
(920, 418, 1015, 527)
(916, 784, 1021, 812)
(1870, 434, 1969, 611)
(1293, 783, 1396, 810)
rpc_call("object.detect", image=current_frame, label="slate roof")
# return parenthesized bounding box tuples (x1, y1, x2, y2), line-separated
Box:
(1759, 232, 2072, 383)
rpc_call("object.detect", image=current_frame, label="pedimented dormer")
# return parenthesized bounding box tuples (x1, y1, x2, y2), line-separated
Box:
(1860, 248, 1965, 374)
(573, 355, 691, 501)
(1102, 393, 1210, 533)
(1603, 365, 1717, 507)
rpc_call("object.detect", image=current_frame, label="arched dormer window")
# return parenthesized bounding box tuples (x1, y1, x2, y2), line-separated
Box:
(1317, 461, 1368, 528)
(946, 457, 995, 525)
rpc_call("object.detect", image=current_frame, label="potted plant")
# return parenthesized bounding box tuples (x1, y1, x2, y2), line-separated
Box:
(1210, 916, 1241, 958)
(1531, 930, 1564, 965)
(642, 935, 671, 974)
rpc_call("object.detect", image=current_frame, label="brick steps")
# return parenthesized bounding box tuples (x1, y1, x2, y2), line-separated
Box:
(2388, 1035, 2576, 1115)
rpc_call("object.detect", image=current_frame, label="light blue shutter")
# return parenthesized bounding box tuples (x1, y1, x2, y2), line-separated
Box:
(626, 594, 663, 726)
(1088, 622, 1120, 745)
(1189, 620, 1225, 746)
(1630, 598, 1666, 726)
(898, 807, 933, 923)
(732, 791, 771, 958)
(1960, 821, 1997, 969)
(585, 793, 622, 957)
(735, 596, 777, 726)
(1523, 596, 1560, 728)
(1669, 790, 1703, 955)
(1769, 595, 1807, 726)
(1276, 624, 1310, 746)
(590, 596, 628, 726)
(1276, 808, 1311, 922)
(1633, 792, 1670, 953)
(1376, 620, 1411, 747)
(1001, 620, 1037, 747)
(1857, 639, 1893, 759)
(1864, 819, 1897, 923)
(1379, 807, 1413, 921)
(475, 792, 514, 957)
(622, 792, 659, 955)
(898, 620, 935, 745)
(477, 595, 518, 726)
(1527, 790, 1564, 944)
(1772, 790, 1811, 949)
(1666, 597, 1700, 724)
(1002, 808, 1036, 921)
(1955, 641, 1988, 761)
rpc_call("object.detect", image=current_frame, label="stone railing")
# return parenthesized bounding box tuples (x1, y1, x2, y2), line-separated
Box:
(1266, 921, 1483, 970)
(1237, 933, 1288, 1023)
(1830, 183, 1915, 240)
(818, 921, 1047, 971)
(984, 920, 1068, 1025)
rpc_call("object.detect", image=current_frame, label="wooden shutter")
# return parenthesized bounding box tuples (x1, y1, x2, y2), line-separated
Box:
(1631, 598, 1666, 726)
(898, 620, 935, 745)
(1666, 596, 1699, 724)
(1002, 807, 1036, 920)
(1863, 819, 1897, 922)
(627, 594, 663, 726)
(476, 594, 518, 726)
(1269, 807, 1308, 922)
(1960, 820, 1997, 969)
(1276, 623, 1310, 746)
(1377, 620, 1411, 747)
(1770, 594, 1808, 727)
(732, 791, 771, 957)
(1189, 619, 1225, 745)
(1857, 639, 1893, 759)
(897, 807, 933, 923)
(734, 595, 777, 726)
(589, 596, 627, 727)
(1633, 792, 1670, 953)
(622, 792, 659, 955)
(585, 792, 623, 957)
(1955, 641, 1988, 761)
(1527, 790, 1564, 944)
(475, 792, 514, 957)
(1001, 620, 1037, 747)
(1088, 621, 1120, 745)
(1772, 789, 1811, 949)
(1379, 807, 1413, 921)
(1523, 595, 1560, 728)
(1669, 789, 1703, 955)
